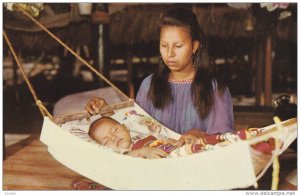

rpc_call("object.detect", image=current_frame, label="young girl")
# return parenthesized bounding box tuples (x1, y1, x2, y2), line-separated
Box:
(135, 7, 234, 144)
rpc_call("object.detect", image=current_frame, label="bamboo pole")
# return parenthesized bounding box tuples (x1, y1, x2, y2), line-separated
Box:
(52, 99, 134, 125)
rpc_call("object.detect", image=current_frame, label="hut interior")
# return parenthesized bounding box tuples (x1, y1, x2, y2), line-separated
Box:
(2, 3, 297, 190)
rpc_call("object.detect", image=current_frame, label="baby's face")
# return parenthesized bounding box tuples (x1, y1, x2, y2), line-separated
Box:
(92, 118, 132, 150)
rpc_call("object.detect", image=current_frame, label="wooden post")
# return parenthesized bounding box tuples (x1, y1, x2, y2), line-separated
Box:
(101, 4, 110, 80)
(127, 47, 135, 98)
(98, 24, 104, 86)
(13, 52, 20, 103)
(256, 41, 264, 106)
(96, 4, 110, 87)
(264, 34, 272, 106)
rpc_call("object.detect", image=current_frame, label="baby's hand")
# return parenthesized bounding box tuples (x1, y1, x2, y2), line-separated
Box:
(174, 135, 198, 147)
(127, 146, 168, 159)
(85, 97, 108, 115)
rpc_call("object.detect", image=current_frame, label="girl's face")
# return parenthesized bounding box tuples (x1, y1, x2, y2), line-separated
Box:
(92, 119, 132, 150)
(160, 26, 199, 74)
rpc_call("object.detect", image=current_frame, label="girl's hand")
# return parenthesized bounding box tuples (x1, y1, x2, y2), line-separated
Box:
(164, 138, 177, 145)
(174, 134, 198, 147)
(184, 128, 207, 138)
(127, 146, 168, 159)
(85, 97, 108, 115)
(174, 129, 206, 147)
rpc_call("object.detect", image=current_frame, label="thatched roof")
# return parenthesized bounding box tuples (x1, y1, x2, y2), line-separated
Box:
(109, 4, 163, 45)
(3, 3, 297, 53)
(109, 3, 297, 45)
(3, 3, 92, 52)
(4, 21, 92, 53)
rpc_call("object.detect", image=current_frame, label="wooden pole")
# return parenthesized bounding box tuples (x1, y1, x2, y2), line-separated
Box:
(98, 24, 104, 86)
(12, 52, 20, 103)
(127, 46, 135, 99)
(264, 34, 273, 106)
(97, 4, 110, 87)
(256, 40, 264, 106)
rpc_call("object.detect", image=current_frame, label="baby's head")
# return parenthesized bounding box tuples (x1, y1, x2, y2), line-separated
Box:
(88, 117, 132, 150)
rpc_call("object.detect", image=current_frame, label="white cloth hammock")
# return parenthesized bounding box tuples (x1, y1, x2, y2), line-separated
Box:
(40, 103, 297, 190)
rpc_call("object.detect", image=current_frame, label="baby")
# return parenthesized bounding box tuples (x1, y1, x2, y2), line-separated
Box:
(87, 116, 278, 161)
(88, 116, 243, 158)
(88, 116, 177, 159)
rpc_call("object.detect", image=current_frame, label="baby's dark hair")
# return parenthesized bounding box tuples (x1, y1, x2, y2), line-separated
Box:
(88, 116, 120, 140)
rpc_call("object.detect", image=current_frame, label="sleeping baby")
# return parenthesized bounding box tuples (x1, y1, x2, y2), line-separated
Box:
(88, 116, 177, 159)
(87, 113, 242, 158)
(85, 98, 278, 160)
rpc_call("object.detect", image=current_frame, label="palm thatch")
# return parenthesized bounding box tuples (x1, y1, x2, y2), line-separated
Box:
(3, 3, 92, 53)
(108, 3, 297, 45)
(3, 3, 296, 52)
(4, 21, 92, 53)
(109, 4, 163, 45)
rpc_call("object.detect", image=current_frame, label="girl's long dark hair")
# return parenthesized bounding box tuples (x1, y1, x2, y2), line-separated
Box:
(148, 7, 227, 119)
